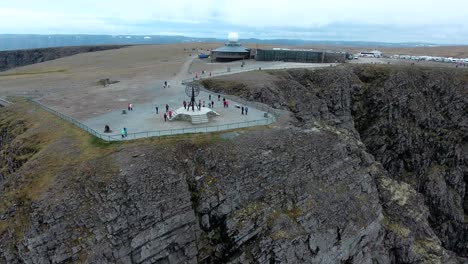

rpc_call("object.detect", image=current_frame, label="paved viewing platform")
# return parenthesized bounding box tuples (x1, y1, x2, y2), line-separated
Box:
(23, 56, 336, 141)
(82, 86, 272, 140)
(75, 56, 288, 140)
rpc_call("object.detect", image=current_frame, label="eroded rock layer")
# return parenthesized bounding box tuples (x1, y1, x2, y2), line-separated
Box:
(0, 65, 467, 263)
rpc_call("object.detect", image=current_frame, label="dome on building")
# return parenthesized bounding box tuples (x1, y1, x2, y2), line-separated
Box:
(210, 32, 250, 62)
(227, 32, 239, 43)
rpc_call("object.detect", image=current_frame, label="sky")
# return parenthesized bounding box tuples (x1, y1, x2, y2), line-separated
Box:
(1, 0, 468, 44)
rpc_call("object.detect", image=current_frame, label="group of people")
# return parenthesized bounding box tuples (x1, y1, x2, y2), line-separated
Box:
(112, 89, 252, 139)
(241, 106, 249, 115)
(163, 111, 173, 121)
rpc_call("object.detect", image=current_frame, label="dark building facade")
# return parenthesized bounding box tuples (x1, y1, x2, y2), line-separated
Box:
(256, 49, 348, 63)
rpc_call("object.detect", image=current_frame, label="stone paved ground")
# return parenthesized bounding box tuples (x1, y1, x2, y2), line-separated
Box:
(81, 58, 335, 139)
(83, 88, 270, 139)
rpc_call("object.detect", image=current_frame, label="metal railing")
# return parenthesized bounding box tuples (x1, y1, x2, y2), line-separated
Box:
(29, 98, 277, 142)
(0, 97, 12, 107)
(181, 63, 337, 85)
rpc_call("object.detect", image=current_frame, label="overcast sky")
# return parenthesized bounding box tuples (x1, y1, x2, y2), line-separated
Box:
(1, 0, 468, 44)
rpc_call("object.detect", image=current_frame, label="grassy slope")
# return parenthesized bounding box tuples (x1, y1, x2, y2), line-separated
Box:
(0, 99, 124, 242)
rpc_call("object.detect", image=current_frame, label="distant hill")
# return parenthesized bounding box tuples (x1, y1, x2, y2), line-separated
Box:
(0, 34, 443, 51)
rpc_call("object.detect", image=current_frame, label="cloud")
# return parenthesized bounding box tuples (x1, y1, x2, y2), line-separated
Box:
(1, 0, 468, 43)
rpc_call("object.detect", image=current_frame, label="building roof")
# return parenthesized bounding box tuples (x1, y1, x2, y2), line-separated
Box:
(212, 42, 249, 53)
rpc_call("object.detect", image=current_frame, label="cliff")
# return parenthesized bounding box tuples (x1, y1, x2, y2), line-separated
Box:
(0, 65, 467, 263)
(0, 45, 128, 72)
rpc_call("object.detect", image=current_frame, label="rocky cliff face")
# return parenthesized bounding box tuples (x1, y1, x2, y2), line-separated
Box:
(0, 65, 467, 263)
(0, 45, 128, 72)
(351, 66, 468, 256)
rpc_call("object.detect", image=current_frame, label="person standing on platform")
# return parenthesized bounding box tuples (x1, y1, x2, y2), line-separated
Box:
(245, 106, 248, 115)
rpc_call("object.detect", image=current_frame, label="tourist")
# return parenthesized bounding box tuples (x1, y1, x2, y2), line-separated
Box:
(169, 111, 172, 119)
(211, 100, 214, 108)
(164, 113, 167, 122)
(245, 106, 248, 115)
(218, 94, 221, 101)
(226, 100, 229, 108)
(183, 100, 187, 109)
(198, 103, 202, 110)
(241, 106, 244, 115)
(209, 94, 211, 101)
(121, 128, 125, 139)
(129, 103, 133, 111)
(166, 104, 169, 112)
(104, 125, 110, 133)
(124, 127, 128, 137)
(155, 106, 158, 114)
(127, 103, 131, 111)
(208, 102, 211, 108)
(223, 97, 225, 103)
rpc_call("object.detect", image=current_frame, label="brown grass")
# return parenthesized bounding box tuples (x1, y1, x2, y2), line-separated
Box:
(0, 99, 120, 240)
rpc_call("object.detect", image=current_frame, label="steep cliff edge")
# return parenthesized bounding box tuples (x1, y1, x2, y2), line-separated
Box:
(0, 45, 128, 72)
(0, 65, 467, 263)
(201, 65, 468, 262)
(351, 66, 468, 256)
